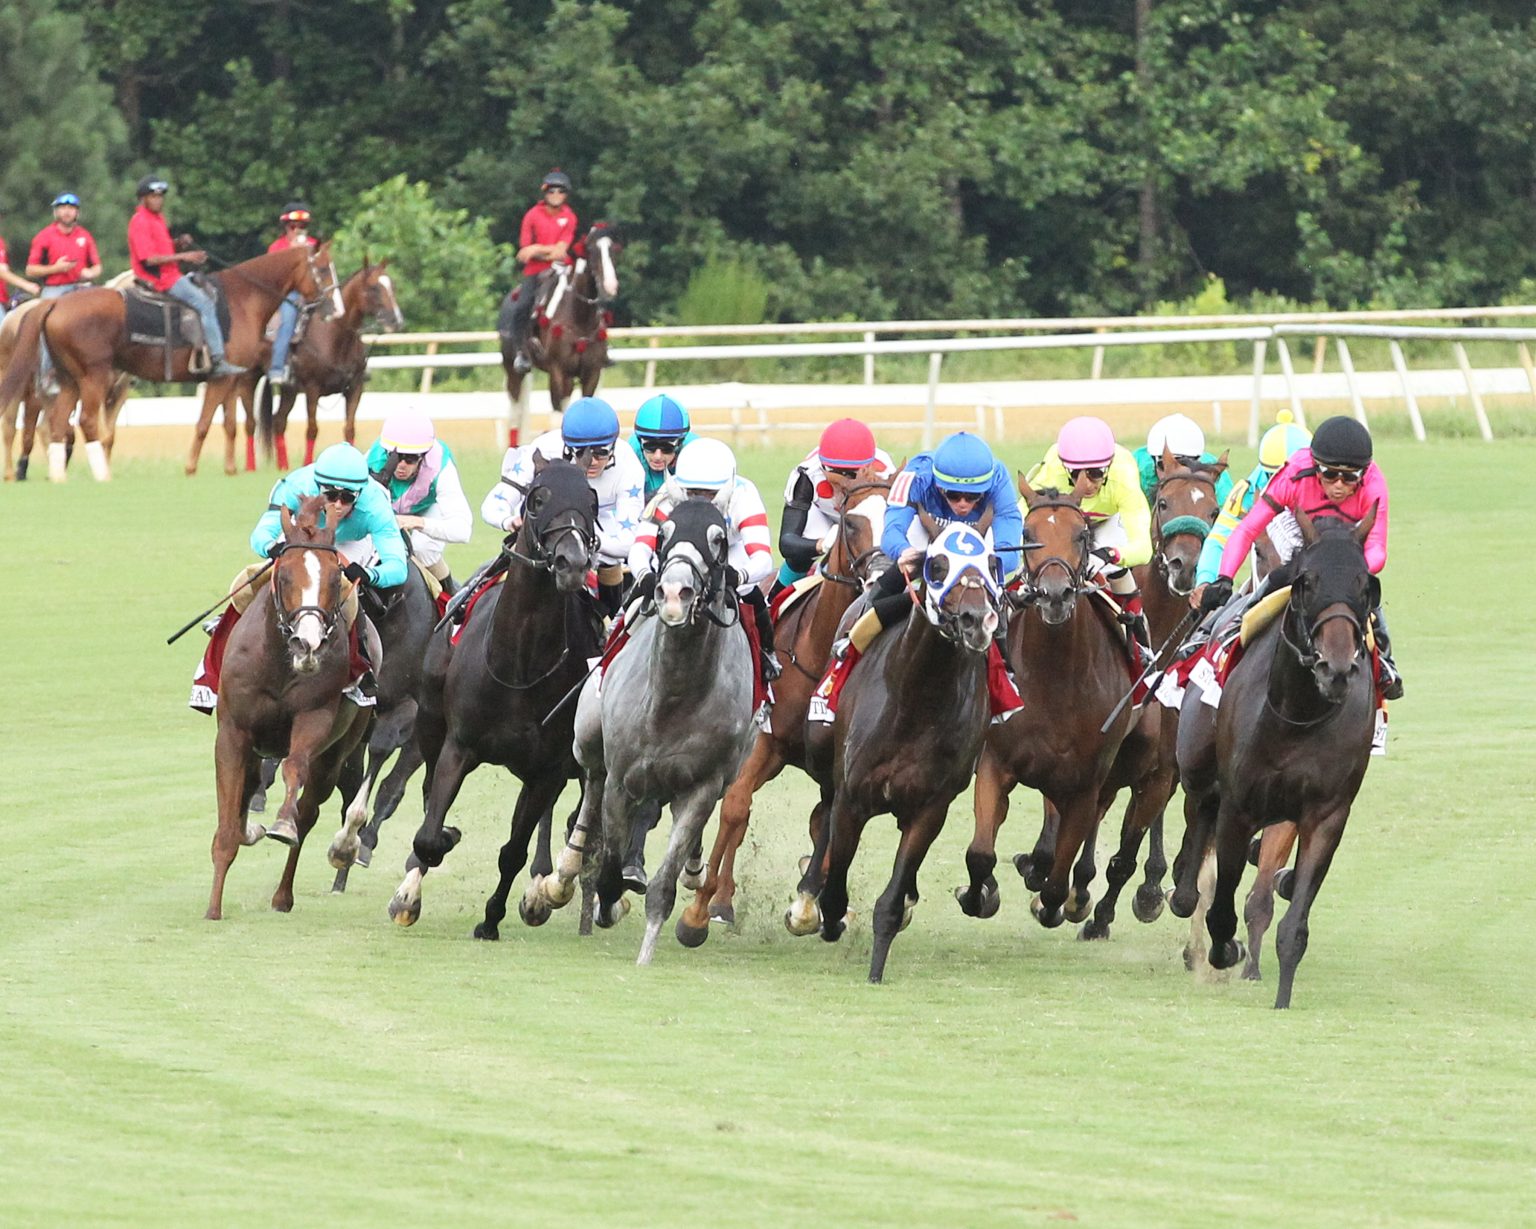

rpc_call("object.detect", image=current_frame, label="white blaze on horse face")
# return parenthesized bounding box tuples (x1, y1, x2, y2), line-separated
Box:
(292, 551, 325, 652)
(547, 275, 569, 319)
(327, 258, 344, 317)
(376, 273, 403, 328)
(596, 237, 619, 298)
(1191, 489, 1205, 504)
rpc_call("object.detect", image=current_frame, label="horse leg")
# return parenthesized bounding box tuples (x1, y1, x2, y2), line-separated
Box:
(2, 402, 15, 481)
(328, 735, 386, 884)
(1031, 795, 1099, 929)
(1204, 800, 1255, 971)
(389, 738, 477, 927)
(274, 718, 364, 913)
(475, 774, 567, 940)
(1065, 810, 1105, 924)
(540, 776, 599, 913)
(220, 386, 240, 475)
(815, 795, 873, 945)
(1018, 798, 1060, 893)
(685, 734, 784, 932)
(592, 777, 636, 930)
(869, 803, 947, 984)
(1273, 808, 1348, 1009)
(264, 706, 332, 849)
(640, 783, 717, 965)
(360, 738, 425, 867)
(303, 388, 321, 466)
(184, 382, 224, 477)
(208, 723, 256, 920)
(342, 382, 364, 447)
(1084, 783, 1165, 940)
(1242, 822, 1298, 981)
(101, 376, 131, 460)
(957, 746, 1013, 918)
(785, 784, 836, 936)
(274, 387, 297, 471)
(1169, 781, 1218, 919)
(1134, 812, 1170, 924)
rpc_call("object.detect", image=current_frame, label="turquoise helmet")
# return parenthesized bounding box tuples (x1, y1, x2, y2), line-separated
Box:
(932, 432, 996, 493)
(314, 443, 370, 491)
(634, 394, 690, 439)
(562, 397, 620, 449)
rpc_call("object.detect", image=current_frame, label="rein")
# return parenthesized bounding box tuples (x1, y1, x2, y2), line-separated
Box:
(271, 540, 346, 645)
(1013, 497, 1092, 607)
(1265, 598, 1366, 726)
(821, 479, 890, 587)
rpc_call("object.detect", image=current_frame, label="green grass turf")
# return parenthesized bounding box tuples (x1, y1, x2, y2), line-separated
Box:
(1, 437, 1532, 1227)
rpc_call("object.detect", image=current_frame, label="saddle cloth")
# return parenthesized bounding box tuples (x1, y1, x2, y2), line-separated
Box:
(769, 573, 823, 624)
(121, 274, 231, 353)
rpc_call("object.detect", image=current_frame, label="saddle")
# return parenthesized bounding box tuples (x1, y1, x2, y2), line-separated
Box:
(121, 273, 231, 379)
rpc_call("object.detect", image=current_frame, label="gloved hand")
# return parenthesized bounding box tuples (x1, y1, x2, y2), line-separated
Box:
(267, 540, 286, 560)
(1198, 577, 1233, 614)
(724, 565, 743, 591)
(1092, 546, 1122, 566)
(343, 562, 371, 586)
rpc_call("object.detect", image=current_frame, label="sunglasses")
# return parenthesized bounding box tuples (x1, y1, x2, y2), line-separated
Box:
(320, 487, 358, 505)
(942, 489, 982, 505)
(565, 445, 613, 462)
(641, 438, 681, 455)
(1068, 467, 1108, 483)
(544, 187, 568, 195)
(1318, 465, 1363, 484)
(825, 466, 860, 479)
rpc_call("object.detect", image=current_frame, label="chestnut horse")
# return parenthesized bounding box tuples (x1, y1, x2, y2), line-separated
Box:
(500, 222, 622, 415)
(679, 471, 890, 935)
(206, 496, 371, 920)
(0, 243, 340, 482)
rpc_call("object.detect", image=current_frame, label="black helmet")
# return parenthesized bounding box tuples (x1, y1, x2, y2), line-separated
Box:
(541, 169, 572, 192)
(279, 201, 312, 223)
(1309, 416, 1373, 469)
(136, 175, 169, 197)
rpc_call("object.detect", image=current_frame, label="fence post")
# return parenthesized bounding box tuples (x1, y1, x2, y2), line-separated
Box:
(1248, 338, 1268, 446)
(1312, 335, 1328, 374)
(1519, 343, 1536, 405)
(729, 399, 742, 450)
(1335, 339, 1367, 426)
(1211, 401, 1222, 436)
(1091, 327, 1107, 380)
(1451, 342, 1494, 441)
(864, 331, 875, 386)
(1388, 340, 1427, 442)
(1275, 336, 1306, 427)
(757, 401, 770, 448)
(644, 337, 659, 389)
(924, 353, 943, 450)
(420, 339, 438, 395)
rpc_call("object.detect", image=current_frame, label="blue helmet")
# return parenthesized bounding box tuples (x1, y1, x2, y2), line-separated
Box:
(313, 443, 371, 491)
(634, 394, 690, 439)
(52, 192, 81, 208)
(931, 432, 996, 493)
(562, 397, 620, 449)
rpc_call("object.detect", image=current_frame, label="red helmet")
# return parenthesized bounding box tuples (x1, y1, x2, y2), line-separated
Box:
(818, 418, 877, 469)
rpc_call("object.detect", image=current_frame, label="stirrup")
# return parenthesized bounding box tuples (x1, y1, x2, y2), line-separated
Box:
(761, 651, 783, 682)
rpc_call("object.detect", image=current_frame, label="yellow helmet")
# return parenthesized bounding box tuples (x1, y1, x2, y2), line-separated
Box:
(1258, 409, 1312, 471)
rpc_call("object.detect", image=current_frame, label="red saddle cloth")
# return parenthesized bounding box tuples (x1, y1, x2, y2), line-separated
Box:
(190, 605, 369, 715)
(814, 639, 1019, 719)
(449, 572, 505, 645)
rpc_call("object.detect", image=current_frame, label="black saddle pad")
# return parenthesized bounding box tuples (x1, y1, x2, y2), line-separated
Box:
(496, 290, 517, 340)
(122, 274, 232, 349)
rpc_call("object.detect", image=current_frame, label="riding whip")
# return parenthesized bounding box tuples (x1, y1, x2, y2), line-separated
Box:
(1099, 606, 1199, 734)
(165, 561, 274, 644)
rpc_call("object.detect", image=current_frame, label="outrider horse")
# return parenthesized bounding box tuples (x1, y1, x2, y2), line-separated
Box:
(0, 243, 341, 481)
(387, 459, 601, 935)
(499, 222, 622, 415)
(205, 496, 371, 919)
(787, 515, 1001, 983)
(1176, 507, 1379, 1008)
(680, 471, 890, 935)
(257, 260, 404, 470)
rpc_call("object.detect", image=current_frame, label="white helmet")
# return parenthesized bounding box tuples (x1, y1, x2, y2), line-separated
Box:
(1147, 413, 1205, 460)
(672, 437, 735, 491)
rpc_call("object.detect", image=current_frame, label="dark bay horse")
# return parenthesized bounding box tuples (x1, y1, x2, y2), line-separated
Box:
(500, 222, 622, 414)
(787, 516, 1001, 983)
(387, 459, 600, 934)
(680, 472, 890, 934)
(205, 497, 371, 919)
(1176, 507, 1379, 1008)
(0, 243, 341, 481)
(258, 260, 404, 470)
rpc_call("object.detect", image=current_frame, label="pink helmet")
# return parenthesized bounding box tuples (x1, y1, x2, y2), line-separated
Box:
(818, 418, 877, 469)
(1056, 416, 1116, 468)
(379, 411, 436, 455)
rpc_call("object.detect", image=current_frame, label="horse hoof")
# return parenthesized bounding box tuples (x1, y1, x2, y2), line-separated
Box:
(241, 821, 267, 846)
(821, 914, 848, 943)
(1246, 834, 1263, 867)
(784, 899, 821, 937)
(708, 901, 736, 927)
(326, 835, 359, 870)
(265, 816, 299, 847)
(680, 861, 706, 892)
(595, 898, 629, 929)
(798, 854, 812, 875)
(518, 894, 551, 928)
(248, 792, 266, 815)
(354, 841, 372, 869)
(1209, 939, 1246, 970)
(1183, 944, 1198, 971)
(1078, 919, 1110, 941)
(1274, 868, 1296, 902)
(1011, 852, 1031, 879)
(621, 864, 649, 895)
(473, 921, 500, 941)
(1167, 887, 1196, 919)
(1241, 961, 1262, 982)
(675, 915, 709, 948)
(1029, 894, 1065, 929)
(1132, 885, 1166, 924)
(1064, 892, 1093, 924)
(388, 894, 420, 928)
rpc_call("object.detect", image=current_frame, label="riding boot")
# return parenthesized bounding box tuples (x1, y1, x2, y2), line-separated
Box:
(598, 580, 626, 619)
(742, 586, 782, 682)
(440, 574, 459, 597)
(1372, 604, 1404, 700)
(354, 614, 382, 698)
(1117, 592, 1154, 669)
(767, 577, 788, 603)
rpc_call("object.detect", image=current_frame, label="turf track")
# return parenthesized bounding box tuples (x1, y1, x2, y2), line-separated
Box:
(1, 438, 1531, 1227)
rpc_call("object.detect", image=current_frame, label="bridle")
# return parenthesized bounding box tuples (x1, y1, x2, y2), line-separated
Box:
(821, 478, 890, 587)
(1011, 496, 1092, 608)
(1150, 468, 1217, 595)
(652, 532, 738, 628)
(271, 540, 345, 645)
(1266, 584, 1369, 725)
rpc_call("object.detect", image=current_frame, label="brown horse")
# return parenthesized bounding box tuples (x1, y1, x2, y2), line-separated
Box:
(258, 260, 405, 470)
(205, 496, 371, 920)
(678, 472, 890, 936)
(500, 222, 622, 415)
(0, 243, 340, 481)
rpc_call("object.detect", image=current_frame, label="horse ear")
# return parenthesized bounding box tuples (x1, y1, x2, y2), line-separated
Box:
(1295, 505, 1319, 545)
(1070, 470, 1094, 502)
(1213, 448, 1230, 476)
(916, 505, 941, 540)
(1017, 470, 1035, 503)
(279, 505, 296, 539)
(362, 249, 371, 269)
(531, 452, 549, 475)
(1160, 443, 1178, 472)
(976, 504, 995, 537)
(1354, 500, 1379, 546)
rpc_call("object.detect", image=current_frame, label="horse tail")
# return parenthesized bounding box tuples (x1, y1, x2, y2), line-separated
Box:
(257, 373, 276, 461)
(0, 301, 57, 420)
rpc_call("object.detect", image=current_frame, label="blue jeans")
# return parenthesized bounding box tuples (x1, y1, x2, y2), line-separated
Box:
(271, 293, 301, 373)
(36, 285, 76, 387)
(168, 277, 227, 361)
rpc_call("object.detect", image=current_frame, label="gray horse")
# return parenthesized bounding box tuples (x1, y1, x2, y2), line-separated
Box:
(533, 498, 757, 964)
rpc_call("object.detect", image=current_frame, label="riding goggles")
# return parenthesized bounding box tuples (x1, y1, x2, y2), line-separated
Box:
(564, 445, 613, 463)
(942, 489, 982, 506)
(320, 486, 359, 505)
(52, 193, 80, 207)
(825, 465, 861, 479)
(1068, 467, 1108, 483)
(640, 438, 682, 455)
(281, 210, 311, 223)
(1317, 465, 1364, 485)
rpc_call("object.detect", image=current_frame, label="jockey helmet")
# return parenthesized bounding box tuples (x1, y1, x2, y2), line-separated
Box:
(52, 192, 81, 208)
(818, 418, 877, 470)
(313, 443, 371, 492)
(673, 438, 737, 493)
(1056, 416, 1116, 469)
(136, 176, 169, 197)
(561, 397, 620, 449)
(1309, 416, 1372, 469)
(932, 432, 996, 493)
(279, 201, 312, 224)
(379, 412, 436, 456)
(634, 394, 690, 439)
(1258, 409, 1312, 471)
(542, 170, 573, 192)
(1146, 413, 1204, 460)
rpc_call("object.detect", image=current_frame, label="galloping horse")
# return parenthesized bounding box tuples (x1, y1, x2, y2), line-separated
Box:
(787, 515, 1002, 983)
(205, 496, 371, 919)
(0, 243, 341, 481)
(680, 471, 890, 934)
(258, 260, 404, 470)
(388, 459, 601, 935)
(1174, 507, 1379, 1007)
(536, 499, 757, 964)
(499, 222, 622, 414)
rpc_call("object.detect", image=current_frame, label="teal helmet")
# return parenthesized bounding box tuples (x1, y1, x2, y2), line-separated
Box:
(562, 397, 620, 449)
(634, 394, 690, 439)
(314, 443, 370, 491)
(931, 432, 996, 493)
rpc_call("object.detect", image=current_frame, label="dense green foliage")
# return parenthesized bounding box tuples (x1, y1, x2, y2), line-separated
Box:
(4, 0, 1534, 329)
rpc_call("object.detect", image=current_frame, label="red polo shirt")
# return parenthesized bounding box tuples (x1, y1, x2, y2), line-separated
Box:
(267, 232, 316, 253)
(128, 205, 180, 291)
(519, 202, 578, 276)
(29, 223, 100, 285)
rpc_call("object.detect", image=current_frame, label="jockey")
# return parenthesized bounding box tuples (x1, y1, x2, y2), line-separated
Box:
(627, 437, 780, 681)
(28, 192, 103, 394)
(127, 176, 245, 378)
(505, 169, 578, 375)
(266, 201, 317, 386)
(1027, 416, 1155, 662)
(1133, 412, 1234, 506)
(627, 393, 696, 501)
(481, 394, 643, 614)
(771, 418, 895, 598)
(366, 411, 472, 594)
(1194, 409, 1312, 591)
(1192, 414, 1401, 698)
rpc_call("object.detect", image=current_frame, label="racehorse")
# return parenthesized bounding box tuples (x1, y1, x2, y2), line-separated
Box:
(325, 560, 437, 891)
(956, 475, 1140, 930)
(257, 260, 404, 471)
(205, 496, 372, 919)
(499, 222, 622, 415)
(786, 514, 1001, 983)
(387, 459, 601, 935)
(0, 243, 341, 482)
(680, 471, 890, 934)
(535, 498, 757, 964)
(1175, 507, 1379, 1008)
